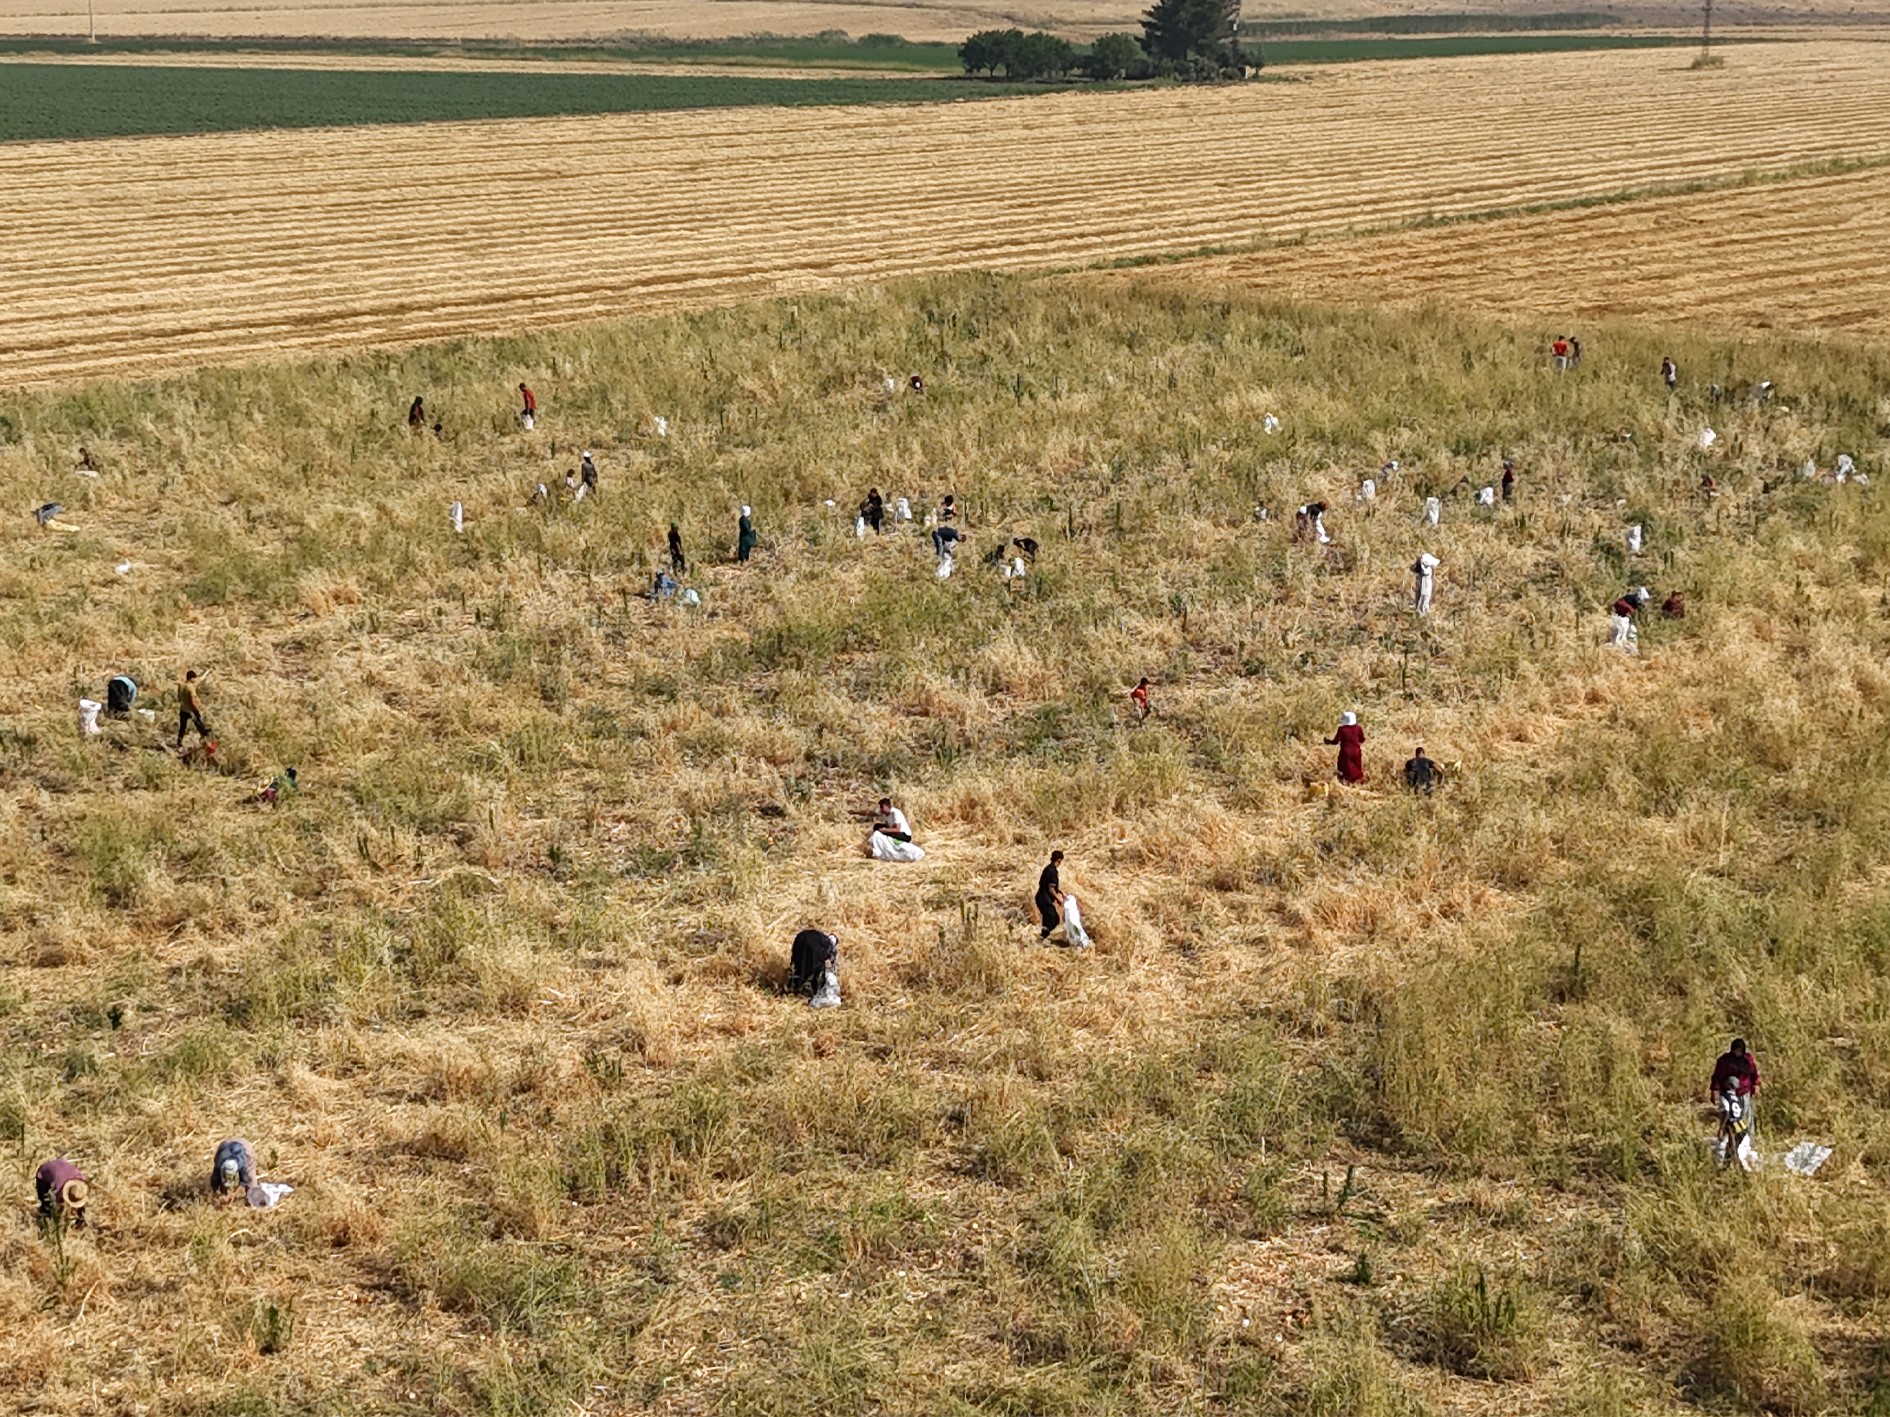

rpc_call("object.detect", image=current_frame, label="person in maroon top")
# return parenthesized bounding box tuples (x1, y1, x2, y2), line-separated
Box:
(1551, 336, 1570, 372)
(35, 1157, 89, 1227)
(518, 383, 537, 424)
(1709, 1037, 1760, 1101)
(1326, 712, 1364, 783)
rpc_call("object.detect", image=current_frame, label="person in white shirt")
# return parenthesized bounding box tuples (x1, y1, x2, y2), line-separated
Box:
(873, 798, 911, 842)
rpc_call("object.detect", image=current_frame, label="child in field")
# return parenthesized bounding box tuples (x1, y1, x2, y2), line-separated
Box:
(177, 669, 210, 751)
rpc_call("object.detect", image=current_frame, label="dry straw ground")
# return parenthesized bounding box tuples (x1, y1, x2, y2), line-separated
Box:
(6, 41, 1890, 386)
(4, 275, 1890, 1415)
(1123, 164, 1890, 339)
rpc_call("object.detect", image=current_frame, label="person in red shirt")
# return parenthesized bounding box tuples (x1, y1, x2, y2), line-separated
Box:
(1326, 711, 1364, 783)
(1709, 1037, 1760, 1167)
(1709, 1037, 1760, 1101)
(1551, 336, 1570, 372)
(1129, 677, 1151, 721)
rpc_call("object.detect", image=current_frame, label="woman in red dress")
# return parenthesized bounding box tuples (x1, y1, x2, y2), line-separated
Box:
(1327, 711, 1365, 783)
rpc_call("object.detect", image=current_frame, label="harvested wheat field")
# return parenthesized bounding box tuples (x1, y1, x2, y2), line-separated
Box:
(6, 42, 1890, 387)
(6, 276, 1890, 1415)
(0, 0, 1143, 41)
(1119, 163, 1890, 338)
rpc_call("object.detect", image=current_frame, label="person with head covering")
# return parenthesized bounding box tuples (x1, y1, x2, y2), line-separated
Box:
(1035, 850, 1065, 941)
(211, 1139, 257, 1198)
(1501, 460, 1516, 503)
(668, 523, 686, 575)
(736, 505, 757, 563)
(1412, 553, 1439, 616)
(35, 1157, 88, 1227)
(1608, 587, 1651, 652)
(1709, 1037, 1760, 1170)
(1326, 712, 1365, 784)
(407, 396, 426, 431)
(578, 451, 598, 498)
(789, 928, 839, 1005)
(1404, 746, 1439, 795)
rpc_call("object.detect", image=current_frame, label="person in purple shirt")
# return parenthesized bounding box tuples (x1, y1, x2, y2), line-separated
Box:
(35, 1157, 89, 1226)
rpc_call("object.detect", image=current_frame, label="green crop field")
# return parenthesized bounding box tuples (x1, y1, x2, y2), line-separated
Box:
(5, 274, 1890, 1414)
(0, 63, 1038, 143)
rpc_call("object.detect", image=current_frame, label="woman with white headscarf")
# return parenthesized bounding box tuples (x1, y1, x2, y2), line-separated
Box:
(1326, 712, 1365, 783)
(1413, 552, 1439, 616)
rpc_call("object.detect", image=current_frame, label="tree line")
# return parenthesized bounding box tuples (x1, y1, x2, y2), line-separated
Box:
(960, 0, 1246, 82)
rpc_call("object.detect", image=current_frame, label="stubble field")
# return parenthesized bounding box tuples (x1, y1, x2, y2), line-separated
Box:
(1120, 162, 1890, 339)
(5, 41, 1890, 387)
(6, 274, 1890, 1417)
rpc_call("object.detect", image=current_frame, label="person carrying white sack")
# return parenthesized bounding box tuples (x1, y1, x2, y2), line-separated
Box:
(1412, 552, 1439, 616)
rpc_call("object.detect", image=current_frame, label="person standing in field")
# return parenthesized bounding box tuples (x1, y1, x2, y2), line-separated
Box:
(518, 383, 537, 429)
(1501, 459, 1516, 504)
(1569, 336, 1583, 369)
(668, 523, 686, 575)
(860, 488, 885, 535)
(1326, 711, 1364, 784)
(1035, 850, 1066, 941)
(736, 505, 757, 563)
(1709, 1036, 1761, 1169)
(1412, 552, 1439, 617)
(1551, 336, 1570, 373)
(176, 669, 210, 751)
(1661, 357, 1679, 391)
(407, 396, 426, 431)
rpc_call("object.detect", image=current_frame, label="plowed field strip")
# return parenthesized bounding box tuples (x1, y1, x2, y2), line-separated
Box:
(1112, 166, 1890, 337)
(4, 43, 1889, 386)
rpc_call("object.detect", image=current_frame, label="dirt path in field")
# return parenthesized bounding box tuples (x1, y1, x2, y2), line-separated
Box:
(4, 41, 1890, 386)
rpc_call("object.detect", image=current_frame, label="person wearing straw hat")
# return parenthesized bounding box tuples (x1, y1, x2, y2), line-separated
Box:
(35, 1157, 89, 1227)
(1326, 711, 1365, 784)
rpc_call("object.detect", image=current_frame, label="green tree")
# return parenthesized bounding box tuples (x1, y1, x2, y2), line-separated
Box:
(958, 29, 1015, 76)
(1084, 31, 1144, 79)
(1013, 30, 1076, 79)
(1141, 0, 1242, 68)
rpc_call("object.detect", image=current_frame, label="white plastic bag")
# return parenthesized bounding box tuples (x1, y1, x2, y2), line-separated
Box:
(936, 556, 954, 580)
(449, 500, 464, 534)
(1699, 427, 1717, 450)
(1424, 496, 1441, 527)
(78, 698, 102, 736)
(1062, 892, 1093, 949)
(868, 830, 925, 862)
(1477, 486, 1496, 507)
(1626, 523, 1643, 554)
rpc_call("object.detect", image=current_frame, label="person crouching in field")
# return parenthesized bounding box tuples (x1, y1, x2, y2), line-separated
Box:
(211, 1139, 256, 1199)
(1608, 587, 1651, 652)
(35, 1157, 89, 1228)
(1130, 677, 1151, 721)
(1404, 746, 1439, 795)
(789, 929, 841, 1008)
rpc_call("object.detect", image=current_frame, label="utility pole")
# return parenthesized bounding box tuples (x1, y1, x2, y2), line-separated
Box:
(87, 0, 97, 43)
(1700, 0, 1713, 61)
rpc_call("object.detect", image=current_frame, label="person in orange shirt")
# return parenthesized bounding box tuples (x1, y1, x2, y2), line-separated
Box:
(1129, 677, 1151, 721)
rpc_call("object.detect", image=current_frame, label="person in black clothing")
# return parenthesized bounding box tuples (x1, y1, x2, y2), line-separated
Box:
(1500, 460, 1515, 504)
(668, 523, 686, 575)
(579, 451, 598, 497)
(861, 488, 885, 535)
(1013, 536, 1038, 562)
(1403, 747, 1440, 795)
(939, 495, 957, 523)
(932, 524, 964, 562)
(788, 928, 837, 996)
(1035, 851, 1065, 940)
